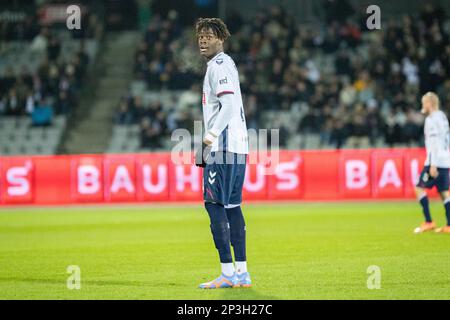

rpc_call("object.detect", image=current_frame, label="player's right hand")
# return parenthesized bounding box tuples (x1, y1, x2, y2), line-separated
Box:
(430, 166, 439, 178)
(195, 142, 212, 167)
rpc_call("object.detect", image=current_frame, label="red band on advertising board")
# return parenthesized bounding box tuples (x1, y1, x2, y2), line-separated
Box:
(0, 148, 429, 205)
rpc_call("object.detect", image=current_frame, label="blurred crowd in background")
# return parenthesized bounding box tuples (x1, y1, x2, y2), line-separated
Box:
(0, 9, 102, 126)
(119, 2, 450, 149)
(2, 1, 449, 151)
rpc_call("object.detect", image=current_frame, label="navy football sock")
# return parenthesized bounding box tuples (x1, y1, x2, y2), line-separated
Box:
(419, 195, 432, 223)
(444, 199, 450, 226)
(205, 202, 232, 263)
(226, 206, 246, 262)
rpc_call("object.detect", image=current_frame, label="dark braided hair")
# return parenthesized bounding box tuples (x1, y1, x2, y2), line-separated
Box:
(195, 18, 231, 41)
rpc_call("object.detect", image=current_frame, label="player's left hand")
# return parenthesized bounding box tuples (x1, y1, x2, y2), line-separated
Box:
(203, 137, 213, 145)
(195, 141, 212, 167)
(430, 166, 439, 178)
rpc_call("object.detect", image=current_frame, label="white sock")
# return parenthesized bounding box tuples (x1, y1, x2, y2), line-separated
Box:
(221, 263, 235, 277)
(235, 261, 247, 275)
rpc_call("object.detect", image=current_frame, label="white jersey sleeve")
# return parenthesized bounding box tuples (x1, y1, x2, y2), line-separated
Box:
(424, 110, 450, 168)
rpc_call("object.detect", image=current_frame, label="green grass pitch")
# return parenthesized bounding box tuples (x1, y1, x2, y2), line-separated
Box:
(0, 201, 449, 300)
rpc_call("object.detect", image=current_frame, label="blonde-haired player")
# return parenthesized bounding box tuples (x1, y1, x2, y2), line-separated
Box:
(414, 92, 450, 234)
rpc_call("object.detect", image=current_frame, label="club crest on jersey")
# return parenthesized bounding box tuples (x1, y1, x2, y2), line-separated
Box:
(216, 59, 223, 65)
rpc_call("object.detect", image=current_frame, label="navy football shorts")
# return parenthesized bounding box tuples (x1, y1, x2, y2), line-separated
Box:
(416, 166, 450, 192)
(203, 151, 247, 208)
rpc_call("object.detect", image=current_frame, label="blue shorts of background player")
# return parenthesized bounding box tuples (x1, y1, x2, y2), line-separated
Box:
(203, 151, 246, 207)
(416, 166, 449, 192)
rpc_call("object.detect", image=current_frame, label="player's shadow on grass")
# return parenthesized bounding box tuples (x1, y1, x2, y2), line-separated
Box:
(1, 278, 280, 299)
(0, 277, 155, 287)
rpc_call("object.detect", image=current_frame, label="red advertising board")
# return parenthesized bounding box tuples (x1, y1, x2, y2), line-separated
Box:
(339, 150, 372, 198)
(0, 157, 34, 204)
(136, 154, 170, 201)
(0, 148, 429, 206)
(71, 156, 104, 202)
(372, 150, 405, 198)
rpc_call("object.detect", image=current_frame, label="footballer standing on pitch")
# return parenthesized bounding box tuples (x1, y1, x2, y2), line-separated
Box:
(414, 92, 450, 234)
(194, 18, 251, 288)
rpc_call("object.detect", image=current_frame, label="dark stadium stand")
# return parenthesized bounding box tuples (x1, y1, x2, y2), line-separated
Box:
(1, 1, 449, 154)
(0, 2, 102, 155)
(110, 2, 450, 152)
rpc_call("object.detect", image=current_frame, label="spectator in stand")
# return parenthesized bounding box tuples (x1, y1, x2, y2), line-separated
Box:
(31, 98, 53, 127)
(130, 95, 147, 124)
(4, 87, 24, 116)
(116, 98, 135, 125)
(330, 118, 348, 149)
(47, 35, 61, 62)
(140, 111, 167, 150)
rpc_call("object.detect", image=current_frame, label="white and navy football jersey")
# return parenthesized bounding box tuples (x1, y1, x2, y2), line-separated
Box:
(424, 110, 450, 168)
(202, 52, 248, 154)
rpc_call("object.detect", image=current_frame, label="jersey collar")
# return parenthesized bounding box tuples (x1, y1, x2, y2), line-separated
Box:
(207, 51, 225, 66)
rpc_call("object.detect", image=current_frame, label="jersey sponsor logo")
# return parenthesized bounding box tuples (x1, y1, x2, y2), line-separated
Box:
(216, 59, 223, 65)
(202, 92, 206, 106)
(219, 77, 228, 85)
